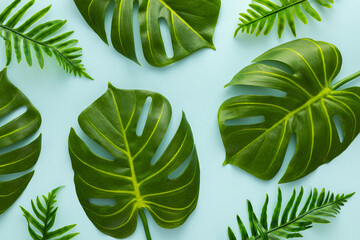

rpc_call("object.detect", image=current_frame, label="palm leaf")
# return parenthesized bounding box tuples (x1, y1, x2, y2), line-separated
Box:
(73, 0, 221, 67)
(20, 186, 80, 240)
(235, 0, 334, 38)
(68, 84, 200, 239)
(0, 0, 91, 79)
(228, 187, 354, 240)
(218, 38, 360, 183)
(0, 68, 41, 215)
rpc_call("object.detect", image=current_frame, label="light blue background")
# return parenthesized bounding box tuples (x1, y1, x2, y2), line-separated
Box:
(0, 0, 359, 239)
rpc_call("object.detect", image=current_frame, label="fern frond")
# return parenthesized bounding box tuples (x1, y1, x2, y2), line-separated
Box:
(0, 0, 92, 79)
(20, 186, 80, 240)
(235, 0, 334, 38)
(228, 187, 354, 240)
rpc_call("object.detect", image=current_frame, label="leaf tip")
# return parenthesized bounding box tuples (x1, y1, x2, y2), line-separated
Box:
(108, 82, 116, 89)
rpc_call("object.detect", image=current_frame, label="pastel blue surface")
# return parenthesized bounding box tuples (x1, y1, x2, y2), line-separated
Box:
(0, 0, 359, 239)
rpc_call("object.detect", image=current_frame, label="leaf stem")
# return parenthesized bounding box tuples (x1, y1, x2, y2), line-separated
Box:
(139, 208, 152, 240)
(331, 70, 360, 90)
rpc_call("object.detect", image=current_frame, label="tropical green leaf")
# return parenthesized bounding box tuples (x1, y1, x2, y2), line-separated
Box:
(68, 84, 200, 239)
(20, 186, 80, 240)
(0, 67, 41, 215)
(228, 187, 354, 240)
(73, 0, 220, 67)
(235, 0, 334, 38)
(218, 38, 360, 183)
(0, 0, 91, 79)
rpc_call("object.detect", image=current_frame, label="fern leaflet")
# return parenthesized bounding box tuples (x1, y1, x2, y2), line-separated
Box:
(20, 186, 79, 240)
(228, 187, 354, 240)
(0, 0, 91, 79)
(235, 0, 334, 38)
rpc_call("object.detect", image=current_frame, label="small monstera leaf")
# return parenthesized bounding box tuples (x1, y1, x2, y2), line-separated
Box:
(0, 68, 41, 215)
(68, 84, 199, 239)
(73, 0, 220, 67)
(218, 38, 360, 183)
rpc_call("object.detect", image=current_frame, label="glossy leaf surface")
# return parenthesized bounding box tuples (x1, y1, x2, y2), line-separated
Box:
(0, 0, 91, 79)
(219, 39, 360, 183)
(235, 0, 334, 38)
(0, 68, 41, 215)
(228, 187, 354, 239)
(73, 0, 220, 67)
(69, 85, 199, 238)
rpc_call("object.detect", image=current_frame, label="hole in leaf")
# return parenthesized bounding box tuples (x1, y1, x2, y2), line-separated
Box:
(76, 127, 115, 161)
(0, 134, 39, 156)
(132, 2, 144, 63)
(159, 18, 174, 58)
(274, 133, 297, 179)
(0, 108, 37, 183)
(104, 1, 115, 42)
(136, 97, 152, 136)
(150, 114, 179, 165)
(0, 170, 33, 182)
(226, 85, 286, 98)
(89, 198, 116, 207)
(225, 116, 264, 126)
(259, 60, 295, 75)
(0, 106, 27, 128)
(168, 149, 194, 180)
(333, 115, 344, 143)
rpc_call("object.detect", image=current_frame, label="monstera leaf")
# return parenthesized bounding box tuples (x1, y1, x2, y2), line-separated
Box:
(68, 84, 199, 239)
(218, 38, 360, 183)
(0, 68, 41, 215)
(73, 0, 221, 67)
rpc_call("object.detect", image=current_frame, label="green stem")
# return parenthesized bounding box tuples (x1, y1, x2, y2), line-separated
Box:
(139, 208, 152, 240)
(331, 70, 360, 90)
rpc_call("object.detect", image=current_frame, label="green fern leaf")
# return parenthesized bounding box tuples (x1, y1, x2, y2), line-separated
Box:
(228, 187, 354, 240)
(20, 186, 80, 240)
(235, 0, 334, 38)
(0, 0, 92, 79)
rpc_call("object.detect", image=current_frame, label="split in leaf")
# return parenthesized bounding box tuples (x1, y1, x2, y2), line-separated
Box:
(0, 67, 41, 215)
(0, 0, 91, 79)
(68, 84, 200, 239)
(20, 186, 80, 239)
(73, 0, 221, 67)
(228, 187, 354, 240)
(235, 0, 334, 38)
(218, 38, 360, 183)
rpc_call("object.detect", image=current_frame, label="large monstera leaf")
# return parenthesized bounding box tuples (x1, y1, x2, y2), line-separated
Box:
(68, 84, 199, 239)
(0, 68, 41, 215)
(218, 39, 360, 183)
(73, 0, 220, 67)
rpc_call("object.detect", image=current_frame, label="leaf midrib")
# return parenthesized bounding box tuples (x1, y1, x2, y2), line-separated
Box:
(227, 87, 332, 163)
(254, 196, 347, 239)
(42, 193, 53, 239)
(0, 23, 80, 71)
(110, 89, 144, 207)
(239, 0, 307, 28)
